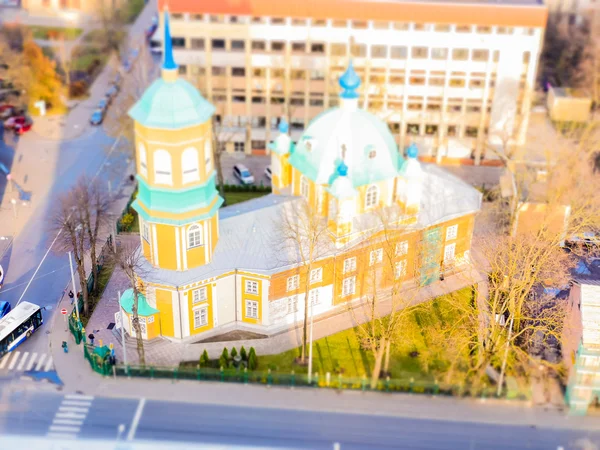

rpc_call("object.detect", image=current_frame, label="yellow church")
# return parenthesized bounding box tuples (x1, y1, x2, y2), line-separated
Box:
(119, 10, 482, 342)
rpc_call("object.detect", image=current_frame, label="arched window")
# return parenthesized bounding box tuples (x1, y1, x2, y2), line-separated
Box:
(204, 140, 212, 175)
(181, 147, 199, 184)
(365, 185, 379, 209)
(139, 143, 147, 177)
(300, 175, 309, 199)
(188, 224, 203, 248)
(154, 150, 172, 185)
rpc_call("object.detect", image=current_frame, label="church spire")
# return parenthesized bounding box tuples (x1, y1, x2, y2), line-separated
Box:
(162, 7, 178, 81)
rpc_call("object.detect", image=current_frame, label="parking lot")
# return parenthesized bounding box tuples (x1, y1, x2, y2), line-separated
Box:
(220, 153, 271, 186)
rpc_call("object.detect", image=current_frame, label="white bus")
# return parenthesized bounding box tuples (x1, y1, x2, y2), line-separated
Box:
(0, 301, 43, 356)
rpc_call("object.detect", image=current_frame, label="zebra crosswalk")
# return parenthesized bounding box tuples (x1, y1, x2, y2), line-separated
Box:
(47, 394, 94, 440)
(0, 351, 54, 373)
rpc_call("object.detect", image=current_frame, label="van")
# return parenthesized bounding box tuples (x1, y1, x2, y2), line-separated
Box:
(233, 164, 255, 185)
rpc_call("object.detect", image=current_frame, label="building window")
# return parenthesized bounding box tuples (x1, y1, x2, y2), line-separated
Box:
(178, 65, 187, 75)
(192, 287, 207, 304)
(246, 300, 259, 319)
(300, 176, 309, 199)
(251, 140, 265, 150)
(396, 241, 408, 256)
(211, 39, 225, 49)
(446, 224, 458, 241)
(142, 221, 150, 242)
(331, 43, 347, 56)
(310, 268, 322, 284)
(472, 49, 489, 61)
(412, 47, 428, 59)
(252, 40, 266, 51)
(181, 147, 199, 184)
(365, 185, 379, 208)
(287, 275, 299, 291)
(342, 277, 356, 297)
(444, 243, 456, 261)
(465, 127, 478, 138)
(232, 67, 245, 77)
(370, 249, 383, 265)
(153, 150, 172, 185)
(234, 142, 245, 152)
(171, 37, 185, 48)
(188, 224, 203, 248)
(311, 43, 325, 53)
(351, 44, 367, 57)
(309, 289, 320, 306)
(395, 260, 407, 279)
(191, 14, 204, 21)
(287, 296, 298, 314)
(343, 257, 356, 274)
(292, 42, 306, 53)
(390, 46, 407, 59)
(191, 38, 205, 49)
(271, 41, 285, 52)
(452, 48, 469, 60)
(212, 67, 226, 76)
(138, 143, 147, 177)
(245, 280, 259, 294)
(371, 45, 387, 58)
(231, 40, 245, 51)
(194, 307, 208, 328)
(431, 48, 447, 60)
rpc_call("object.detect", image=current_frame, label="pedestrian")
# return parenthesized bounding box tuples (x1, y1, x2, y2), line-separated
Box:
(68, 290, 74, 305)
(62, 341, 68, 353)
(88, 333, 95, 346)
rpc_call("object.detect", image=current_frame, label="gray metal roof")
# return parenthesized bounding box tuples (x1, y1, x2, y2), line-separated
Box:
(139, 163, 482, 288)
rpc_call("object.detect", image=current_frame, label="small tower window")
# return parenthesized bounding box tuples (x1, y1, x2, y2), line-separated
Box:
(139, 143, 147, 177)
(188, 224, 203, 248)
(182, 147, 200, 184)
(154, 150, 172, 185)
(365, 185, 379, 209)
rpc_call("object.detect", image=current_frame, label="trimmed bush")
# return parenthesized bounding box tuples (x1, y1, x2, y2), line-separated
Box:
(221, 347, 229, 361)
(219, 354, 227, 369)
(199, 350, 209, 368)
(248, 347, 258, 370)
(119, 213, 135, 232)
(230, 347, 238, 359)
(240, 346, 247, 361)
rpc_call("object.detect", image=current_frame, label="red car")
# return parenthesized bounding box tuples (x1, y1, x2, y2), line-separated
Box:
(5, 116, 32, 134)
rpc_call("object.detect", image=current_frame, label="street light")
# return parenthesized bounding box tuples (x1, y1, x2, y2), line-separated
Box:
(68, 251, 80, 322)
(308, 296, 315, 384)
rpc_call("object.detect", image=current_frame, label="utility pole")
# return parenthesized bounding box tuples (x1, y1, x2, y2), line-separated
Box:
(308, 297, 315, 384)
(497, 314, 514, 397)
(119, 290, 128, 367)
(68, 251, 80, 322)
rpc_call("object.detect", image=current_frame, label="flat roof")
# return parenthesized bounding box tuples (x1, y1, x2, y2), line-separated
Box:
(160, 0, 548, 28)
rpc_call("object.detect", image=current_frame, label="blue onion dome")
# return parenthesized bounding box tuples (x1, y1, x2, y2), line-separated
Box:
(407, 143, 419, 159)
(337, 160, 349, 177)
(278, 119, 289, 133)
(339, 61, 361, 99)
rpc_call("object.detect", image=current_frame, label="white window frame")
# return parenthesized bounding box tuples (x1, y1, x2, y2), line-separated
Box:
(142, 221, 150, 242)
(182, 147, 200, 184)
(188, 224, 203, 248)
(287, 275, 300, 291)
(446, 224, 458, 241)
(234, 141, 245, 152)
(365, 185, 379, 209)
(246, 300, 259, 319)
(300, 175, 309, 199)
(139, 143, 148, 177)
(310, 267, 322, 284)
(153, 149, 172, 185)
(342, 276, 356, 297)
(192, 286, 207, 304)
(395, 260, 407, 279)
(194, 306, 208, 328)
(309, 289, 320, 306)
(245, 280, 259, 294)
(396, 240, 408, 256)
(287, 296, 298, 314)
(343, 257, 356, 274)
(444, 243, 456, 262)
(138, 316, 147, 334)
(370, 248, 383, 266)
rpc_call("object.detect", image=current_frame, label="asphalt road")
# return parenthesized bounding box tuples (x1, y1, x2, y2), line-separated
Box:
(0, 390, 598, 449)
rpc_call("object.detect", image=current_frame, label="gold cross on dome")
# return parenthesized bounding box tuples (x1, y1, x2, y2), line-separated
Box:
(341, 144, 347, 161)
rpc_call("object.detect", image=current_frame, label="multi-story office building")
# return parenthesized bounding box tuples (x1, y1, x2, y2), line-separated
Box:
(153, 0, 547, 164)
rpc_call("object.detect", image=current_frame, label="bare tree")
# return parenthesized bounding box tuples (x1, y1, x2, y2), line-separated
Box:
(348, 208, 422, 388)
(278, 199, 330, 363)
(111, 240, 146, 365)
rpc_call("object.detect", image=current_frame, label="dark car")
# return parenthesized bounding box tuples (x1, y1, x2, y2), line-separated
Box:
(90, 109, 104, 126)
(114, 72, 122, 86)
(105, 85, 119, 99)
(0, 301, 10, 319)
(97, 98, 109, 111)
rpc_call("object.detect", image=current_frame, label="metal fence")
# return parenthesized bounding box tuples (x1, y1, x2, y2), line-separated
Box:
(112, 364, 528, 400)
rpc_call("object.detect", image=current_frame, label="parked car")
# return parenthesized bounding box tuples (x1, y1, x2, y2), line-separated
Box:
(0, 301, 10, 318)
(114, 72, 122, 86)
(13, 117, 32, 135)
(90, 109, 104, 126)
(97, 98, 109, 112)
(264, 165, 272, 180)
(0, 264, 4, 291)
(145, 23, 158, 42)
(566, 231, 600, 247)
(105, 85, 119, 99)
(233, 164, 255, 185)
(123, 60, 132, 73)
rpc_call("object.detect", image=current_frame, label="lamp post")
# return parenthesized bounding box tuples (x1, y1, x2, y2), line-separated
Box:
(68, 251, 80, 322)
(119, 290, 128, 367)
(307, 296, 315, 384)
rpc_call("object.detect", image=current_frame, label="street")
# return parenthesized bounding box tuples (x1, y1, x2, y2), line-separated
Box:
(0, 388, 598, 449)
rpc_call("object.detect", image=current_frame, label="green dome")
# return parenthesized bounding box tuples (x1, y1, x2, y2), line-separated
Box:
(128, 78, 215, 130)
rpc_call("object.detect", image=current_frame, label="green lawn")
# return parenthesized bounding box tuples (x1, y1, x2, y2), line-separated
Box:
(28, 26, 83, 40)
(224, 191, 269, 206)
(258, 288, 475, 381)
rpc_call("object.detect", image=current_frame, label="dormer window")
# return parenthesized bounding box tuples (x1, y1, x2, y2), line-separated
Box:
(303, 136, 315, 152)
(366, 144, 376, 159)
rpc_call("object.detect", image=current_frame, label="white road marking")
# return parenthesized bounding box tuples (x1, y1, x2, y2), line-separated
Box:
(58, 406, 89, 413)
(15, 352, 28, 371)
(26, 352, 37, 371)
(46, 432, 77, 439)
(34, 353, 46, 371)
(127, 398, 146, 441)
(7, 352, 20, 370)
(49, 425, 81, 433)
(52, 419, 84, 426)
(61, 400, 92, 407)
(55, 412, 86, 420)
(65, 394, 94, 401)
(0, 354, 10, 370)
(44, 355, 53, 372)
